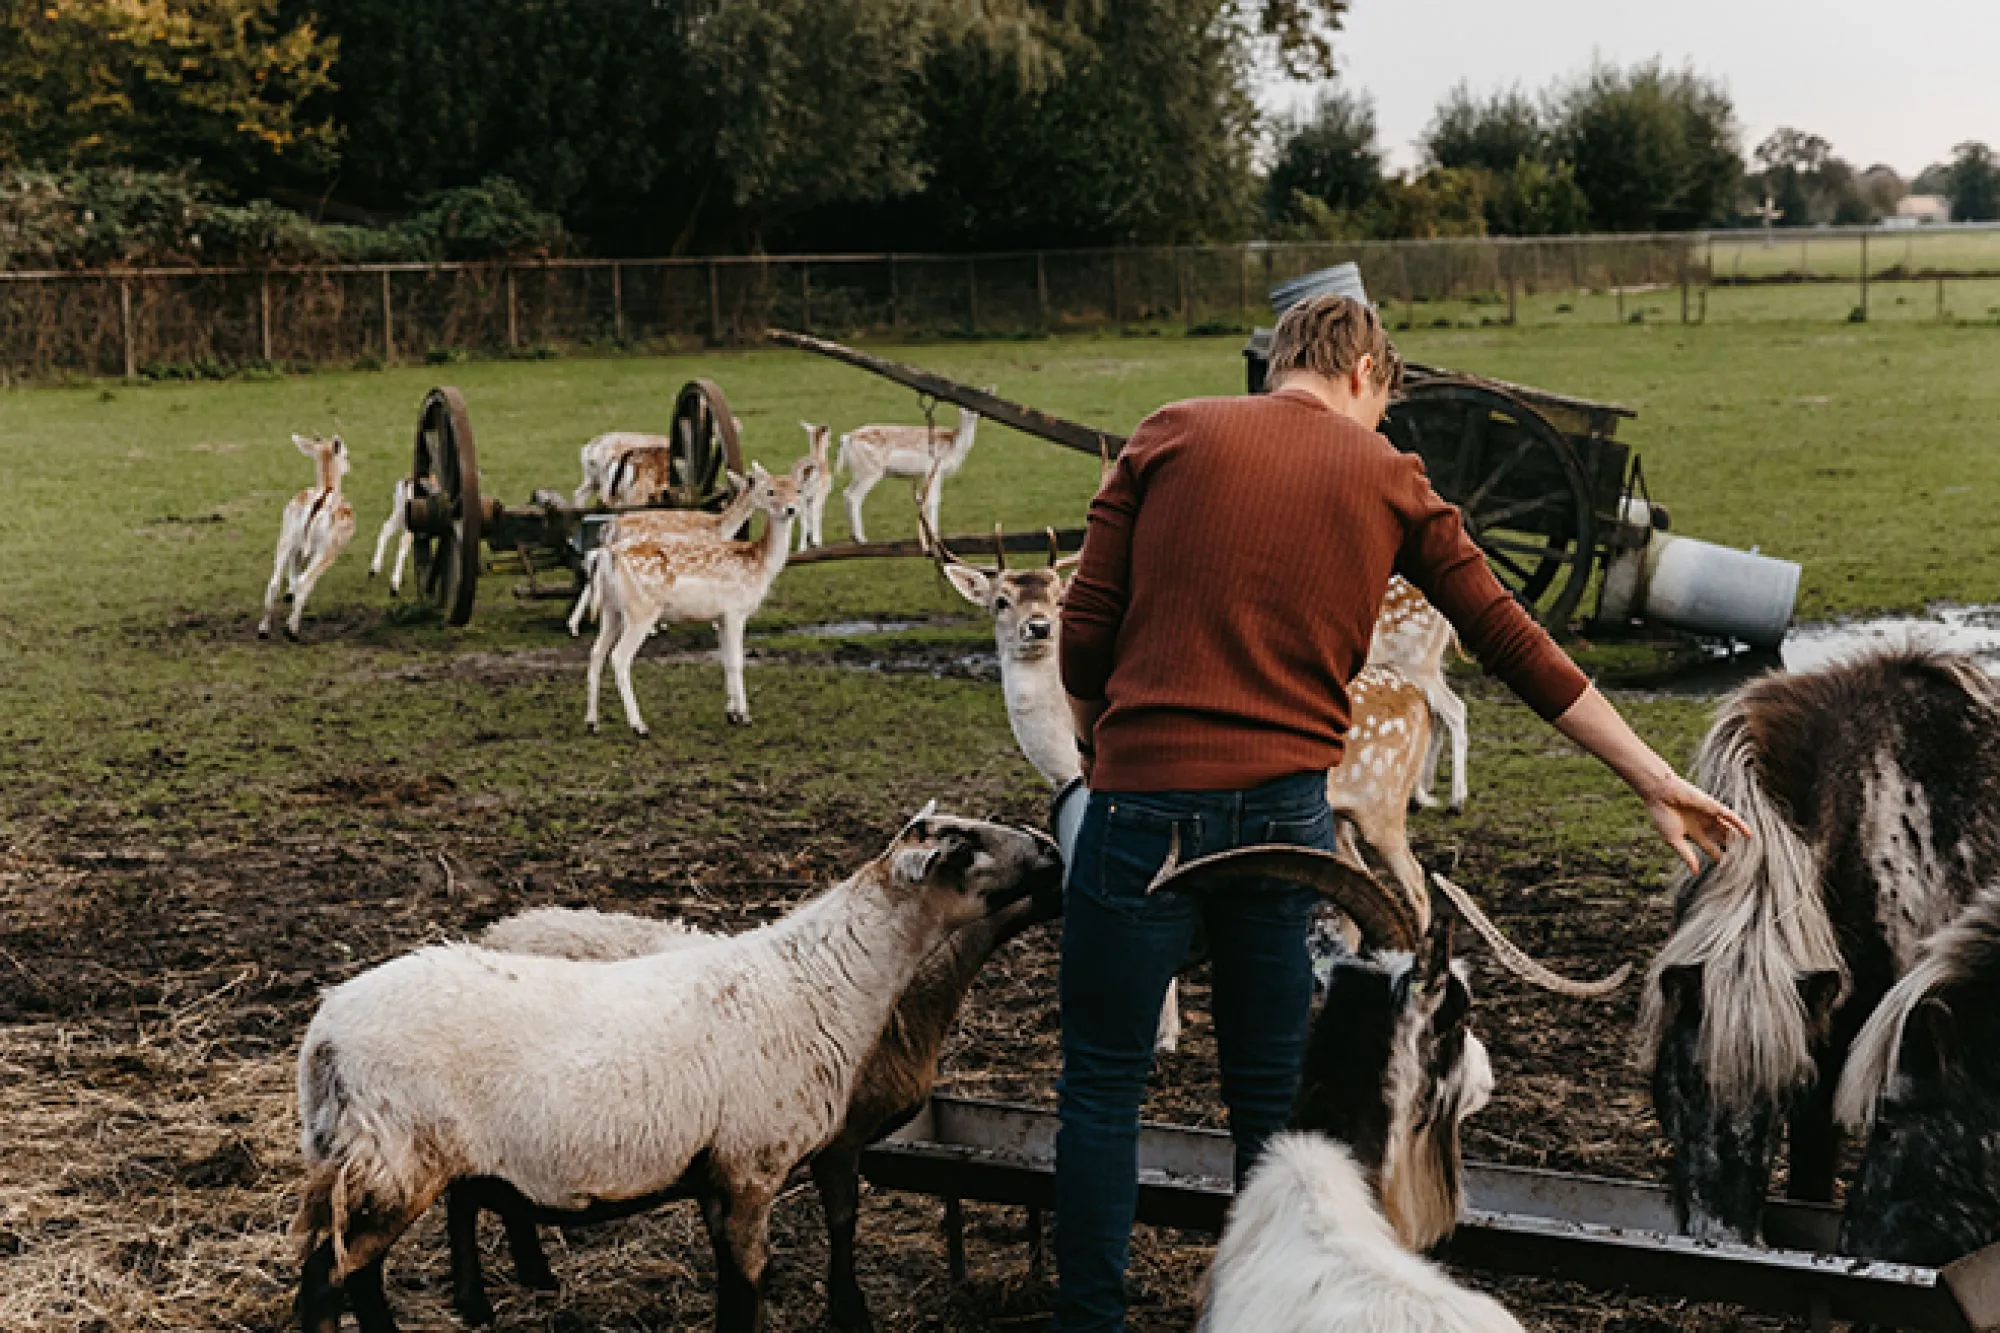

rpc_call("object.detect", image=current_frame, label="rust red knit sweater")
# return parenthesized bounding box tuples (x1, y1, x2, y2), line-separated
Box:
(1061, 388, 1589, 792)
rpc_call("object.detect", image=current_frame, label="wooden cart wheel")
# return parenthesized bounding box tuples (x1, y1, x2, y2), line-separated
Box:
(404, 386, 484, 626)
(669, 379, 746, 509)
(1382, 380, 1597, 634)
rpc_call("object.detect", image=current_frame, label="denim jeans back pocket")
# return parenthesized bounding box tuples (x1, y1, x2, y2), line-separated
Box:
(1258, 804, 1336, 852)
(1092, 800, 1193, 921)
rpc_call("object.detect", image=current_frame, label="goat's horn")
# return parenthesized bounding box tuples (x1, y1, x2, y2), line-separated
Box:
(993, 523, 1007, 570)
(1150, 845, 1420, 952)
(1428, 874, 1630, 1000)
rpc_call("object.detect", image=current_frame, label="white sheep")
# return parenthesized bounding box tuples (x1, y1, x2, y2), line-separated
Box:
(291, 809, 1060, 1333)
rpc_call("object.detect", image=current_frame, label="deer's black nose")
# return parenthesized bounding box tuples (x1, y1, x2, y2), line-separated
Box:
(1023, 618, 1053, 641)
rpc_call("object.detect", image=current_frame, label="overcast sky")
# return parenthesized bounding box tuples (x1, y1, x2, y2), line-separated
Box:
(1264, 0, 2000, 179)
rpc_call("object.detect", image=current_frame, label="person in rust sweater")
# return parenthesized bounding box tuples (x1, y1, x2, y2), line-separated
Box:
(1051, 294, 1748, 1331)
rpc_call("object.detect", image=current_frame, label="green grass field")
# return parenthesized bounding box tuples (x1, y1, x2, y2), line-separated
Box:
(0, 321, 1992, 1330)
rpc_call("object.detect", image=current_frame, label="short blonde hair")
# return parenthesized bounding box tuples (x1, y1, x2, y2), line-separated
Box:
(1266, 293, 1402, 392)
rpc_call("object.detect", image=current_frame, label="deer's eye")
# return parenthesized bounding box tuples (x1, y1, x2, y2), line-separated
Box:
(992, 596, 1010, 613)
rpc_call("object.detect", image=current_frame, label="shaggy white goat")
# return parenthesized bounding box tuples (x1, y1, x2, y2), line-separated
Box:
(291, 809, 1061, 1333)
(1200, 1133, 1520, 1333)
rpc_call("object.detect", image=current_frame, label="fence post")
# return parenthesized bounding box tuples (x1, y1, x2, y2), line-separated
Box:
(381, 269, 395, 362)
(966, 258, 978, 334)
(1035, 252, 1049, 332)
(505, 268, 519, 349)
(1176, 249, 1189, 325)
(708, 260, 722, 343)
(802, 264, 813, 334)
(1110, 252, 1122, 324)
(1679, 249, 1689, 325)
(612, 262, 624, 342)
(1859, 230, 1869, 319)
(118, 277, 137, 379)
(260, 273, 273, 362)
(888, 255, 900, 332)
(1505, 257, 1517, 326)
(1238, 245, 1249, 316)
(1938, 274, 1947, 322)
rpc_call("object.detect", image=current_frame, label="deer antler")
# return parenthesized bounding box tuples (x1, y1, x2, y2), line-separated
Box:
(920, 513, 1000, 577)
(992, 522, 1008, 571)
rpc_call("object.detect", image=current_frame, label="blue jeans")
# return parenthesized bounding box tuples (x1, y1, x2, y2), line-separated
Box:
(1051, 771, 1333, 1332)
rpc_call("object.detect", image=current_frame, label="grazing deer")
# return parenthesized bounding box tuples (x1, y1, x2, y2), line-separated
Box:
(796, 422, 833, 551)
(368, 477, 414, 595)
(1367, 576, 1469, 812)
(838, 395, 989, 546)
(259, 434, 357, 640)
(565, 471, 760, 637)
(584, 458, 816, 734)
(576, 419, 749, 509)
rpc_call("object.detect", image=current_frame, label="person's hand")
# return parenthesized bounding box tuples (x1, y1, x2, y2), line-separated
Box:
(1637, 770, 1752, 876)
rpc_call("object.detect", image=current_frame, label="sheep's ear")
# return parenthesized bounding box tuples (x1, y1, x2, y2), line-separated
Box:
(941, 562, 990, 607)
(892, 844, 943, 884)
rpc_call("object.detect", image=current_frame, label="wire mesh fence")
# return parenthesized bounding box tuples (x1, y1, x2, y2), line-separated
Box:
(5, 223, 1999, 381)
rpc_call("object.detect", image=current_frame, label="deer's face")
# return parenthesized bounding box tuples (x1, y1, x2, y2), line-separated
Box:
(746, 462, 810, 522)
(942, 564, 1066, 661)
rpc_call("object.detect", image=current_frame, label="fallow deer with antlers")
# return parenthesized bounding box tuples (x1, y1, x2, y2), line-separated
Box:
(259, 433, 357, 641)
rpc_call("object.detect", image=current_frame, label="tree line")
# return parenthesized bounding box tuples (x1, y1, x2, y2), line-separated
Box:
(0, 0, 1992, 268)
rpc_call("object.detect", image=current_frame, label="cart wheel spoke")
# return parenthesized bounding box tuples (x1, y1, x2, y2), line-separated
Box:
(408, 386, 482, 626)
(1383, 380, 1596, 636)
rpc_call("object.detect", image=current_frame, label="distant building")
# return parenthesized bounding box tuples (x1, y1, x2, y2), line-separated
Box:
(1891, 194, 1953, 226)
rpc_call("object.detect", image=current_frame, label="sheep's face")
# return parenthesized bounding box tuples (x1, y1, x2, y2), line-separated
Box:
(885, 809, 1064, 929)
(1292, 919, 1486, 1251)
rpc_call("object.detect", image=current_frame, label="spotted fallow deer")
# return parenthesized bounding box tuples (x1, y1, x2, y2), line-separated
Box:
(565, 470, 760, 637)
(1367, 575, 1469, 812)
(368, 477, 414, 595)
(1328, 665, 1435, 913)
(931, 520, 1185, 1053)
(838, 395, 988, 546)
(796, 422, 833, 551)
(575, 419, 747, 509)
(584, 457, 816, 734)
(259, 434, 357, 641)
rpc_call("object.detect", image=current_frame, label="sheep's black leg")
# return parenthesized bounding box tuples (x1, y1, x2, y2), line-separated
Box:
(503, 1209, 559, 1291)
(812, 1145, 873, 1333)
(346, 1255, 399, 1333)
(446, 1185, 496, 1326)
(701, 1189, 766, 1333)
(296, 1241, 345, 1333)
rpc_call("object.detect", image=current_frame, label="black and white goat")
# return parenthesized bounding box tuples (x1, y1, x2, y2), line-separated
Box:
(445, 870, 1062, 1331)
(1638, 647, 2000, 1243)
(1836, 886, 2000, 1266)
(290, 809, 1061, 1333)
(1167, 848, 1519, 1333)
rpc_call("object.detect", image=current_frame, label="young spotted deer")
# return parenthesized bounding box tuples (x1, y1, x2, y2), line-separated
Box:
(796, 422, 833, 551)
(584, 458, 816, 733)
(368, 477, 414, 594)
(1328, 666, 1434, 911)
(1368, 576, 1469, 812)
(565, 470, 760, 637)
(576, 419, 750, 509)
(839, 396, 988, 545)
(259, 434, 357, 640)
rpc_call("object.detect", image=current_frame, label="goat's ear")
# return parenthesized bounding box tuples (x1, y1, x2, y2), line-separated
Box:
(941, 562, 990, 607)
(1659, 963, 1703, 1020)
(1904, 997, 1962, 1085)
(1798, 969, 1843, 1033)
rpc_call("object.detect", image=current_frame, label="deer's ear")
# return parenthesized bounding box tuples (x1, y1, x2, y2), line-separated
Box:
(292, 433, 317, 455)
(941, 563, 990, 606)
(749, 460, 770, 481)
(792, 457, 821, 488)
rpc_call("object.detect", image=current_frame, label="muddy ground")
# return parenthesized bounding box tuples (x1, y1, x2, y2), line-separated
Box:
(0, 645, 1801, 1332)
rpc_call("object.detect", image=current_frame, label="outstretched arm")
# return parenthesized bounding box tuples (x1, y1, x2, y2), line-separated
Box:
(1551, 687, 1752, 874)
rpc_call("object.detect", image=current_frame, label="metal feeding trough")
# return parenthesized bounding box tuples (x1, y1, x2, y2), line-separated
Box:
(861, 1096, 2000, 1331)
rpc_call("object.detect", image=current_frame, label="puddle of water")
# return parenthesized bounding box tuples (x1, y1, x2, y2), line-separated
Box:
(1780, 604, 2000, 674)
(780, 619, 932, 639)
